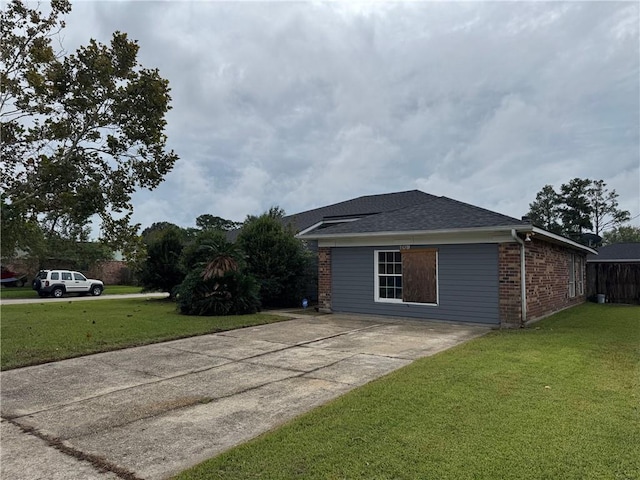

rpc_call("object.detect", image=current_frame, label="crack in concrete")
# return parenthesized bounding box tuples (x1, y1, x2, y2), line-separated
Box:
(4, 324, 387, 422)
(3, 418, 144, 480)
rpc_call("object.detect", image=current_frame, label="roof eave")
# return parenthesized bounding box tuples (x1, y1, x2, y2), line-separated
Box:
(297, 224, 530, 240)
(529, 227, 598, 255)
(298, 224, 597, 254)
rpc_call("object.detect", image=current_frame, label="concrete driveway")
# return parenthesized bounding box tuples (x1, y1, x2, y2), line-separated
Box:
(1, 313, 489, 480)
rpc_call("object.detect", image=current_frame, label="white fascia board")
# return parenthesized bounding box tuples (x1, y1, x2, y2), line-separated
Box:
(311, 225, 597, 254)
(304, 225, 528, 240)
(530, 227, 598, 255)
(587, 259, 639, 263)
(295, 218, 361, 238)
(316, 228, 520, 248)
(296, 221, 324, 237)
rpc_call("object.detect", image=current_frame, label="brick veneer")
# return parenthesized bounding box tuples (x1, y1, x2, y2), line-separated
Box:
(524, 238, 585, 320)
(499, 243, 523, 327)
(318, 247, 332, 312)
(499, 239, 586, 327)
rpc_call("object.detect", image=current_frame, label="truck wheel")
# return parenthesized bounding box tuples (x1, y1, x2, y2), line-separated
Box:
(52, 287, 64, 298)
(91, 285, 103, 296)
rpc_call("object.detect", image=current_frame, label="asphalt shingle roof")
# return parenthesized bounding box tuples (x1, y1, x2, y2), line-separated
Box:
(284, 190, 440, 232)
(587, 243, 640, 262)
(283, 190, 527, 237)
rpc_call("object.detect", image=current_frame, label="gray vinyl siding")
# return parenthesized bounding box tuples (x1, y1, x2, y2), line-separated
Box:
(331, 244, 499, 324)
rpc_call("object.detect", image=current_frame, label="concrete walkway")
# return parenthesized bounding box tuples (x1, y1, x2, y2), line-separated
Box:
(1, 313, 489, 480)
(1, 292, 170, 305)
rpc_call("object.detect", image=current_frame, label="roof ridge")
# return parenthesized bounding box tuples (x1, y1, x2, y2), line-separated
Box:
(284, 189, 434, 220)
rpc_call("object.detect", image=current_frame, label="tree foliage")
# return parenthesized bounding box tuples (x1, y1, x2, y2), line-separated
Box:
(237, 208, 313, 308)
(176, 233, 260, 316)
(1, 0, 178, 256)
(559, 178, 594, 238)
(586, 180, 630, 235)
(601, 225, 640, 245)
(195, 214, 242, 232)
(527, 185, 562, 234)
(138, 227, 185, 298)
(527, 178, 630, 241)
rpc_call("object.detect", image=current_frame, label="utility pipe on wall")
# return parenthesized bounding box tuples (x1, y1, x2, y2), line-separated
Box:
(511, 229, 527, 326)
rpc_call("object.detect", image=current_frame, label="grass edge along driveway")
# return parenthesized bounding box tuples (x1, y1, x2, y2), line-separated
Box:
(1, 298, 287, 370)
(174, 303, 640, 480)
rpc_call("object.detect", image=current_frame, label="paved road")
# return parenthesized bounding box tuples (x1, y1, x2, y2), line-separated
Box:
(0, 292, 169, 305)
(1, 313, 489, 480)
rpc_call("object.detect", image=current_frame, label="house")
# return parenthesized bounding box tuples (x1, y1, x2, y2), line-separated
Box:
(586, 243, 640, 304)
(293, 190, 596, 327)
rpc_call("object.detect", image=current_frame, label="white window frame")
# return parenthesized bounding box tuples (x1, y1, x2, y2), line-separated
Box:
(576, 256, 585, 296)
(374, 250, 403, 303)
(568, 254, 576, 298)
(374, 249, 439, 306)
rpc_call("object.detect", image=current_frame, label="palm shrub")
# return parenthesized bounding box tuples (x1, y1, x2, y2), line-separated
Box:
(176, 270, 260, 316)
(176, 233, 260, 316)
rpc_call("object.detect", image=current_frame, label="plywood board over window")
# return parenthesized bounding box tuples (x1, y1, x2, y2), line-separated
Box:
(402, 248, 437, 304)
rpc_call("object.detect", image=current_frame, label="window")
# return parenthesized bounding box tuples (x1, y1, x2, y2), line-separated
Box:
(568, 254, 584, 298)
(61, 272, 72, 281)
(377, 251, 402, 300)
(375, 248, 438, 305)
(73, 273, 86, 281)
(50, 272, 59, 281)
(576, 256, 584, 296)
(568, 255, 576, 297)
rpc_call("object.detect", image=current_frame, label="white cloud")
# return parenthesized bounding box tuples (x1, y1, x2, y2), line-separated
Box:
(60, 1, 638, 232)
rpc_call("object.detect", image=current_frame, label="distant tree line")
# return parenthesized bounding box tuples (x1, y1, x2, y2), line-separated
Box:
(527, 178, 631, 244)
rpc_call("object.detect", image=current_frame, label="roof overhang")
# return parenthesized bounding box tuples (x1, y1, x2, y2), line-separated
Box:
(529, 227, 597, 255)
(586, 259, 640, 263)
(297, 224, 597, 254)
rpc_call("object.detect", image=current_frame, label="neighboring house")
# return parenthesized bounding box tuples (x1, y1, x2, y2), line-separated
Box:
(586, 243, 640, 304)
(292, 190, 595, 327)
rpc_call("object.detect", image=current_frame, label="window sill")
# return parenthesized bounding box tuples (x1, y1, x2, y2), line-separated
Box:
(375, 298, 439, 307)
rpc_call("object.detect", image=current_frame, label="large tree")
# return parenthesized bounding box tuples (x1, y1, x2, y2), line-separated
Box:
(1, 0, 178, 257)
(527, 185, 562, 234)
(527, 178, 630, 242)
(586, 180, 630, 236)
(559, 178, 593, 239)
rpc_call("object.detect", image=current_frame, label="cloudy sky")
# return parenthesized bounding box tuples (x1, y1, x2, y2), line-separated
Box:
(61, 1, 639, 231)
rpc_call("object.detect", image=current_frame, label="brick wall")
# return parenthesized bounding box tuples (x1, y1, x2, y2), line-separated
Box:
(318, 247, 332, 312)
(499, 243, 523, 327)
(499, 239, 586, 327)
(525, 238, 585, 320)
(88, 260, 129, 285)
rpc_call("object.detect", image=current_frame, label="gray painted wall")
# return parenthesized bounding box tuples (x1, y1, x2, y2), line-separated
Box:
(331, 244, 499, 324)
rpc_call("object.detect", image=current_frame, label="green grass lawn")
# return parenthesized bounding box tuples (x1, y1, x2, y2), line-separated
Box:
(0, 284, 144, 299)
(0, 298, 286, 370)
(174, 303, 640, 480)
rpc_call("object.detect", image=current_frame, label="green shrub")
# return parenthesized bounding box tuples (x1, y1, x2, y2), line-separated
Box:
(176, 270, 260, 316)
(138, 227, 185, 298)
(237, 210, 314, 308)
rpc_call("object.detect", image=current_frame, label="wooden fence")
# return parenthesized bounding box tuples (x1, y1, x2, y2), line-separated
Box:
(587, 263, 640, 304)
